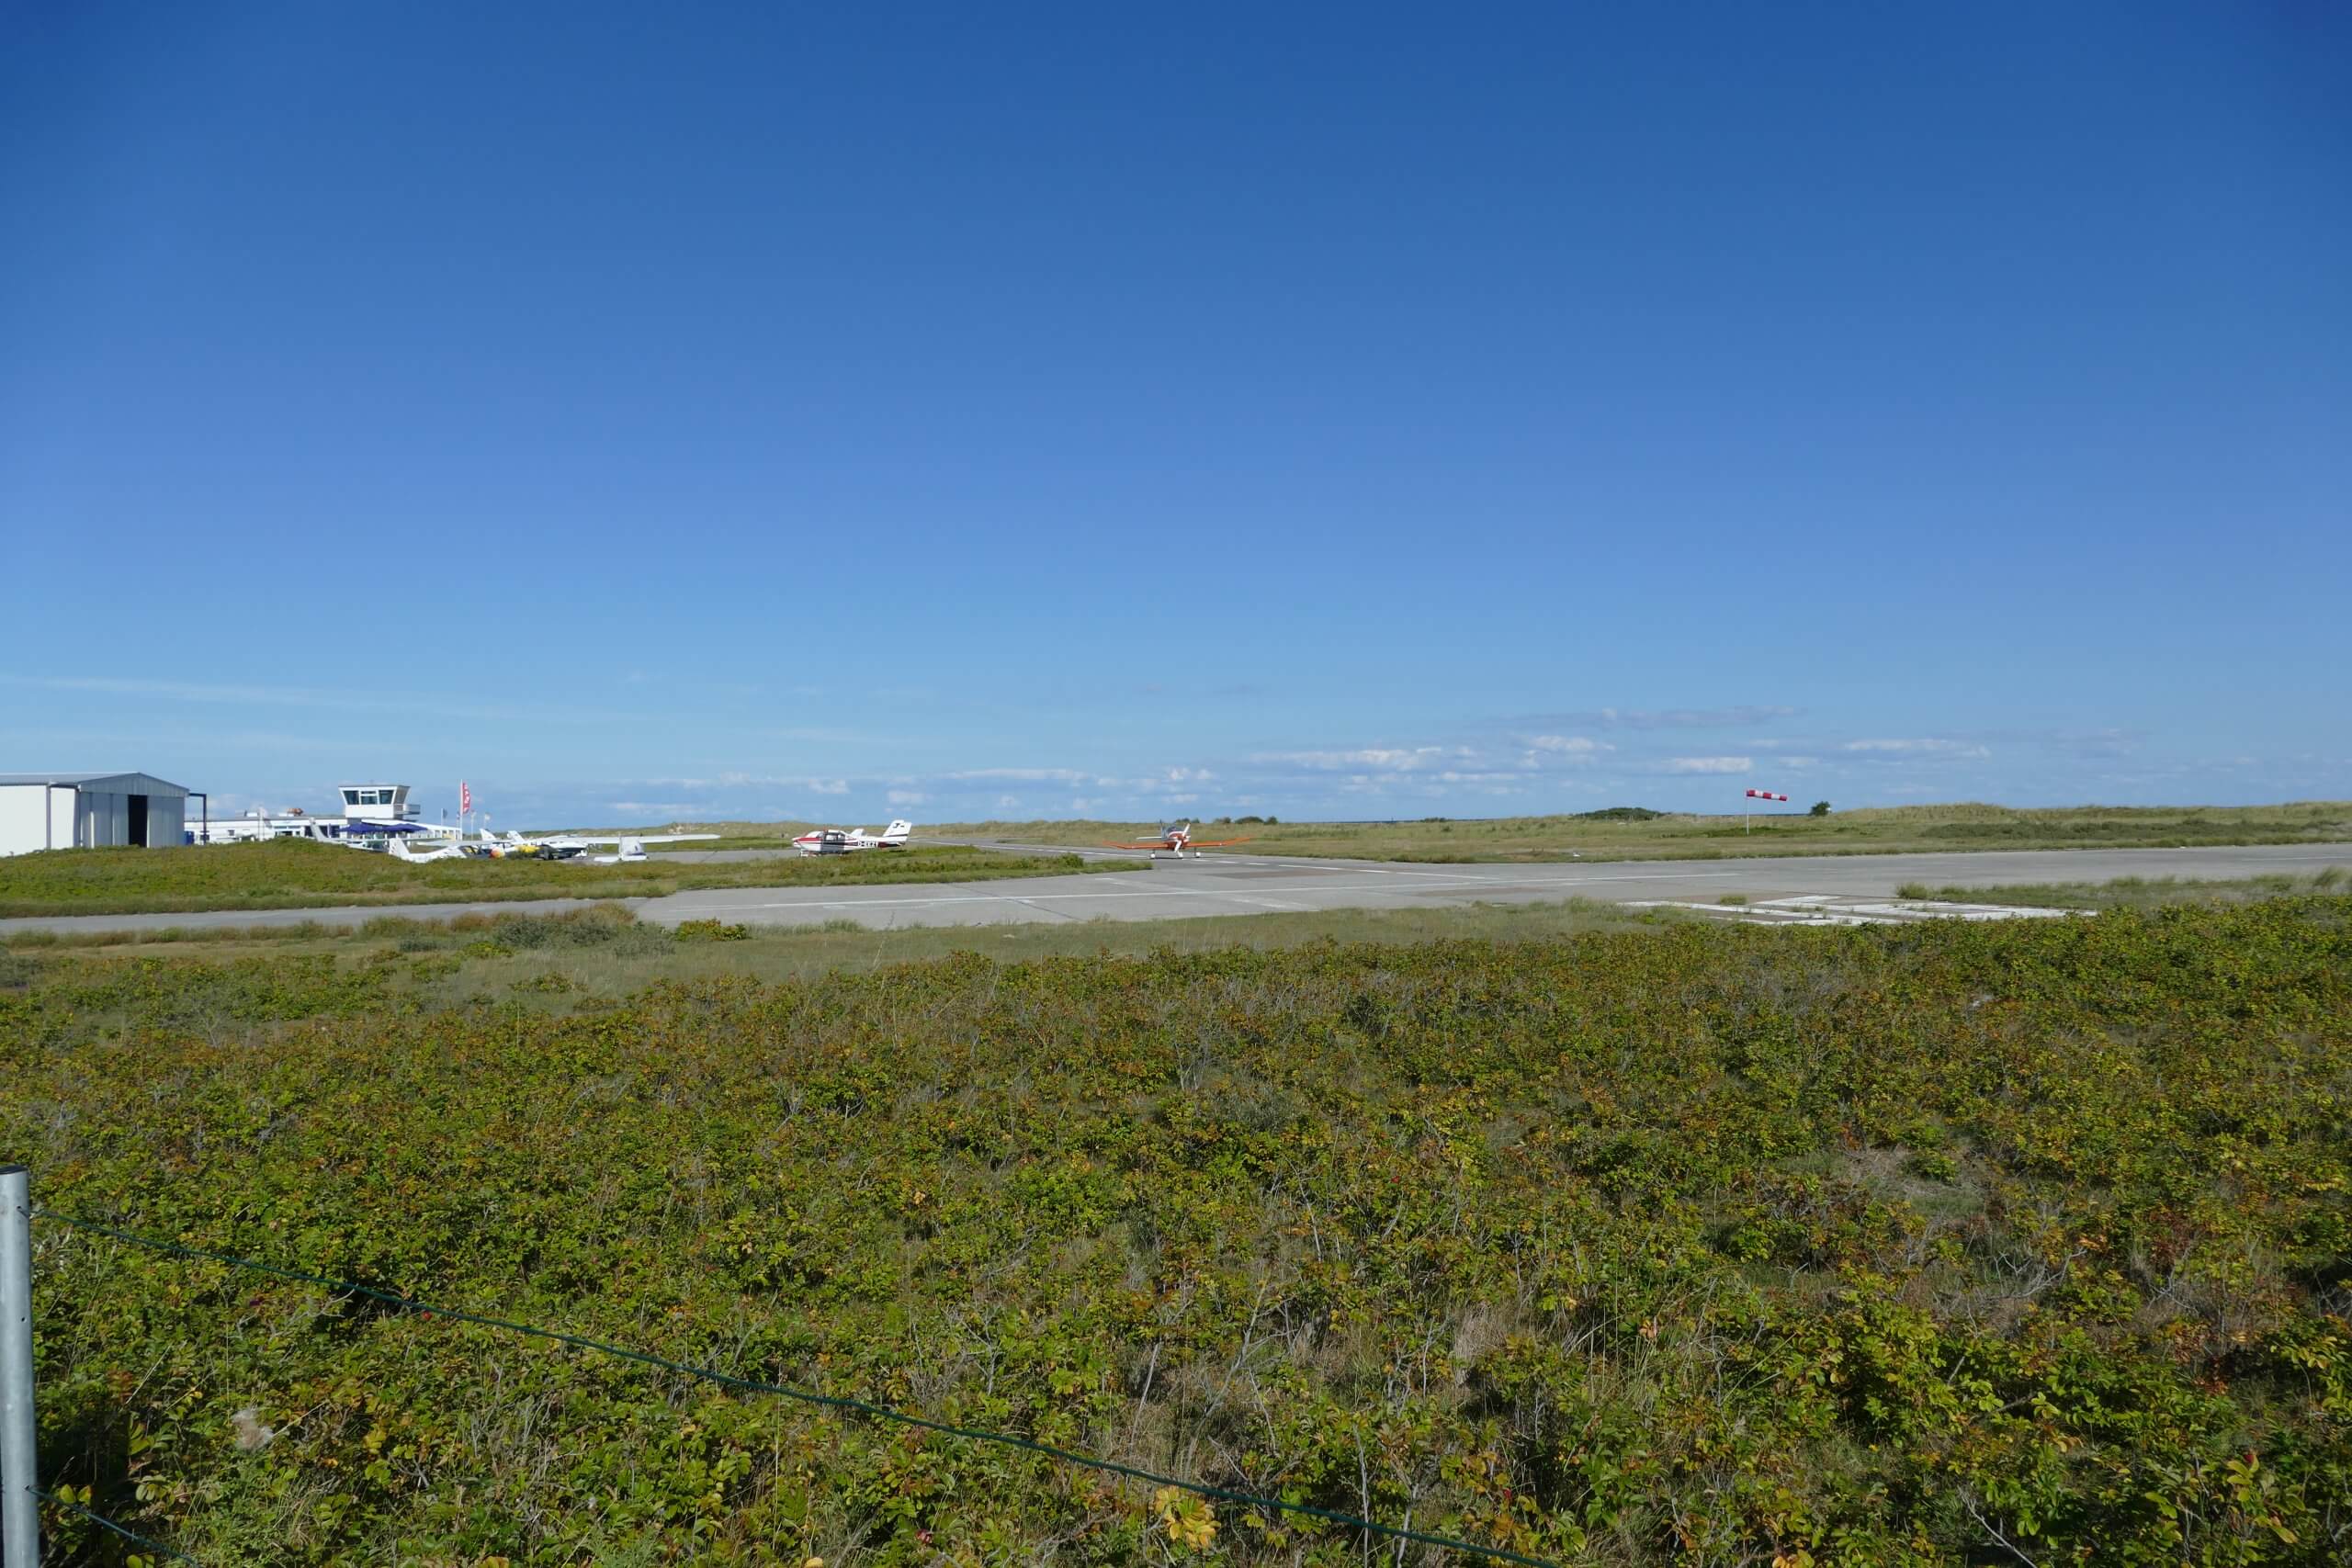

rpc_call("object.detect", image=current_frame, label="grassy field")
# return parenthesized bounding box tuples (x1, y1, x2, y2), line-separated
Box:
(923, 800, 2352, 863)
(6, 897, 2349, 1563)
(1901, 868, 2350, 912)
(0, 838, 1127, 919)
(0, 896, 1673, 980)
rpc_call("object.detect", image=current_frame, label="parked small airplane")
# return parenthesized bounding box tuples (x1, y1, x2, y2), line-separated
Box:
(1102, 822, 1251, 859)
(480, 829, 719, 861)
(387, 836, 471, 864)
(793, 819, 914, 856)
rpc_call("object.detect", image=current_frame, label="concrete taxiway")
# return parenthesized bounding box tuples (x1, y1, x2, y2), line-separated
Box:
(4, 842, 2346, 941)
(631, 840, 2352, 932)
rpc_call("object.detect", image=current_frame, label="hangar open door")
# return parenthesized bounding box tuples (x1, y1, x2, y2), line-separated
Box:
(0, 773, 189, 856)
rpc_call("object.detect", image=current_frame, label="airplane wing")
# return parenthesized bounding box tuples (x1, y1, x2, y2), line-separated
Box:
(553, 833, 721, 848)
(1182, 837, 1253, 848)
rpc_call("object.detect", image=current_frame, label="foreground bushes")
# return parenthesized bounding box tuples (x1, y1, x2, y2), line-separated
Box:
(4, 900, 2349, 1563)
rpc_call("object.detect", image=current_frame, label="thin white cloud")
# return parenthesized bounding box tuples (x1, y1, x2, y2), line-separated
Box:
(1523, 734, 1611, 762)
(887, 789, 927, 807)
(808, 778, 849, 795)
(1667, 756, 1754, 774)
(946, 767, 1091, 784)
(2, 671, 640, 728)
(1098, 765, 1224, 795)
(644, 773, 819, 790)
(1841, 739, 1992, 759)
(5, 673, 369, 708)
(775, 726, 907, 746)
(1520, 705, 1795, 731)
(1252, 747, 1444, 772)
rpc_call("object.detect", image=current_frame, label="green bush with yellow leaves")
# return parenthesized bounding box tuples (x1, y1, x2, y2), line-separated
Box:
(3, 898, 2347, 1562)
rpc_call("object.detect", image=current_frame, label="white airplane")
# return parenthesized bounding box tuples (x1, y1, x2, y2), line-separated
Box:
(584, 836, 654, 865)
(793, 819, 914, 856)
(387, 836, 471, 864)
(478, 829, 719, 861)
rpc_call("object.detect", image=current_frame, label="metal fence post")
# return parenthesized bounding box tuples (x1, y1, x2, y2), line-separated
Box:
(0, 1165, 37, 1568)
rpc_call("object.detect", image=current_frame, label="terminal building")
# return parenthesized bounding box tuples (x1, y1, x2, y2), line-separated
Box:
(0, 772, 195, 857)
(190, 783, 429, 844)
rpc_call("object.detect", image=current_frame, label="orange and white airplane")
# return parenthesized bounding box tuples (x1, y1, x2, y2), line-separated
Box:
(1102, 822, 1251, 860)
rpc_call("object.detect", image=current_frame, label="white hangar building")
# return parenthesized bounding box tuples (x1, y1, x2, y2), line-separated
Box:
(0, 772, 194, 857)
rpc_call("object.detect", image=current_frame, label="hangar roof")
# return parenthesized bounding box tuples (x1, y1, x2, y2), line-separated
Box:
(0, 772, 190, 795)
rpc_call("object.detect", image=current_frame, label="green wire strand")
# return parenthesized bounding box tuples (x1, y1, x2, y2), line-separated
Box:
(41, 1487, 201, 1562)
(37, 1207, 1556, 1568)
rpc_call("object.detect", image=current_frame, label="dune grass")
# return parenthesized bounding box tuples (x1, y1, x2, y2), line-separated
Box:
(1, 895, 1671, 980)
(1897, 866, 2349, 912)
(917, 799, 2352, 863)
(0, 837, 1130, 919)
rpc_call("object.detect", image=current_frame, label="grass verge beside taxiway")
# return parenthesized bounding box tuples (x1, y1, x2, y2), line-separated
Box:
(926, 799, 2352, 863)
(0, 838, 1130, 919)
(1898, 867, 2348, 911)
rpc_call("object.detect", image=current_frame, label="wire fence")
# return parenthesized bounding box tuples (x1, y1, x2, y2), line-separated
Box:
(28, 1207, 1557, 1568)
(44, 1491, 198, 1564)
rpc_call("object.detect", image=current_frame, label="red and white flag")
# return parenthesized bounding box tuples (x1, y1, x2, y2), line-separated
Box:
(1745, 788, 1788, 802)
(460, 780, 473, 815)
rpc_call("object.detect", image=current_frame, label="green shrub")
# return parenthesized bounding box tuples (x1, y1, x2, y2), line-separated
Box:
(10, 900, 2350, 1562)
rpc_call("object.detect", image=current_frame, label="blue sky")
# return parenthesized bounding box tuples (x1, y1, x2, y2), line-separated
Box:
(4, 4, 2346, 829)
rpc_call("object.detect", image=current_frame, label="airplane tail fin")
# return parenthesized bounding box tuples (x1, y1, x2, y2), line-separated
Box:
(389, 838, 417, 862)
(885, 819, 913, 840)
(617, 836, 644, 862)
